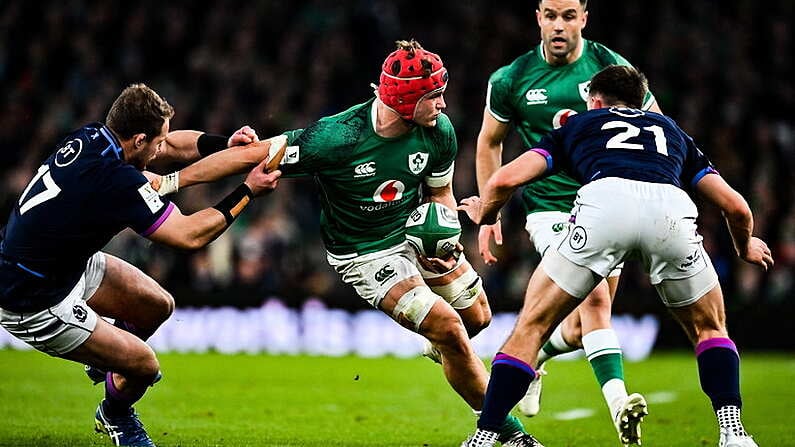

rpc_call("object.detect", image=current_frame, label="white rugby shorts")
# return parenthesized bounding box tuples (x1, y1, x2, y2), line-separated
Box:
(0, 252, 106, 355)
(526, 211, 622, 278)
(327, 241, 478, 309)
(545, 178, 718, 307)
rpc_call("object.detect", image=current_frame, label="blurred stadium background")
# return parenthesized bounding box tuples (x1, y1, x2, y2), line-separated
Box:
(0, 0, 793, 354)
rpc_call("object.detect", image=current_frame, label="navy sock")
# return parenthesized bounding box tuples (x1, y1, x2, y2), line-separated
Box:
(696, 338, 742, 411)
(478, 353, 536, 431)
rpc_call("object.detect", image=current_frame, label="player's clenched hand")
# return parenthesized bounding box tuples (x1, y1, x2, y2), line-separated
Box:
(741, 237, 774, 270)
(143, 171, 162, 191)
(228, 125, 259, 147)
(478, 223, 502, 265)
(415, 242, 463, 274)
(244, 156, 282, 196)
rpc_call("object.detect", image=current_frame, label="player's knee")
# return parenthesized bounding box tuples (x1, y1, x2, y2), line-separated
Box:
(124, 346, 160, 381)
(151, 288, 175, 322)
(462, 295, 492, 337)
(582, 286, 612, 311)
(426, 319, 469, 354)
(431, 266, 485, 311)
(140, 356, 161, 382)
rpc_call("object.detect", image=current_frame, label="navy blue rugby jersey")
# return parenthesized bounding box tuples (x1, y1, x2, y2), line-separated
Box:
(531, 107, 717, 189)
(0, 123, 174, 312)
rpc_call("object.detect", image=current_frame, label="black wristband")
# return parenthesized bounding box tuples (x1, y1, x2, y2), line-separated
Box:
(197, 133, 229, 157)
(213, 184, 253, 225)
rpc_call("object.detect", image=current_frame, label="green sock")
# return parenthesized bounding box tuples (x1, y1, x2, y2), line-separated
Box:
(538, 324, 577, 365)
(583, 329, 627, 415)
(589, 352, 624, 386)
(496, 414, 526, 442)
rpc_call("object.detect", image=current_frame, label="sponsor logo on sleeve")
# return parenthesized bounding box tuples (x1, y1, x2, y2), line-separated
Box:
(138, 183, 164, 214)
(55, 139, 83, 167)
(280, 145, 300, 165)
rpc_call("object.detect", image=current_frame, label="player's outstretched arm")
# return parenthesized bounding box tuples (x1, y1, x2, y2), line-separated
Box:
(146, 157, 281, 250)
(155, 126, 259, 167)
(476, 111, 511, 263)
(464, 150, 548, 225)
(695, 174, 774, 270)
(153, 135, 287, 195)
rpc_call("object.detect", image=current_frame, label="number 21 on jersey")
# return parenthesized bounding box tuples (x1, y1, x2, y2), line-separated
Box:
(602, 121, 668, 155)
(18, 164, 62, 215)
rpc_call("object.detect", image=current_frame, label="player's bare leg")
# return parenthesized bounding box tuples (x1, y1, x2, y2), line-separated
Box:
(669, 285, 757, 446)
(82, 253, 173, 386)
(64, 319, 160, 396)
(382, 276, 528, 443)
(63, 319, 160, 447)
(87, 253, 175, 340)
(381, 276, 487, 409)
(419, 254, 492, 364)
(465, 268, 580, 445)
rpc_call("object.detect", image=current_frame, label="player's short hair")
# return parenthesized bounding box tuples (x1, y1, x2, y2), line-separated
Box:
(538, 0, 587, 10)
(588, 65, 648, 109)
(106, 83, 174, 141)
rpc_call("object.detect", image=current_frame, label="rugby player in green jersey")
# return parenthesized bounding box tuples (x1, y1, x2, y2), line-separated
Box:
(475, 0, 662, 444)
(147, 40, 540, 447)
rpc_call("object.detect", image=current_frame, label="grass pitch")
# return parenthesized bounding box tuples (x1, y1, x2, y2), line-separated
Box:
(0, 350, 793, 446)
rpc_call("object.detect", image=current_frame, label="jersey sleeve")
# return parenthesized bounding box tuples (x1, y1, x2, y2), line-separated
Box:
(280, 123, 332, 178)
(485, 67, 514, 123)
(104, 165, 175, 236)
(529, 129, 566, 177)
(424, 114, 457, 188)
(679, 128, 718, 189)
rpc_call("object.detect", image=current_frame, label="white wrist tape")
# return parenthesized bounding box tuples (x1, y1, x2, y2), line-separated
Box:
(158, 171, 180, 196)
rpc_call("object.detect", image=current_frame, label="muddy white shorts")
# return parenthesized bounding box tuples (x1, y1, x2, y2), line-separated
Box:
(0, 252, 106, 355)
(327, 242, 479, 310)
(543, 178, 718, 307)
(526, 210, 622, 277)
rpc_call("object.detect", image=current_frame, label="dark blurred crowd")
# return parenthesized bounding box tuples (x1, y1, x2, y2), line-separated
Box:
(1, 1, 792, 345)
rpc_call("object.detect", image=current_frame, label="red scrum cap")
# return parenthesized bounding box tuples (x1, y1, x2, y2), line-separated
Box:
(377, 40, 448, 121)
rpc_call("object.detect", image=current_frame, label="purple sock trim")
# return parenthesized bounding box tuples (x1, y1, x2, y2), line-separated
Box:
(105, 372, 129, 402)
(492, 352, 536, 377)
(696, 337, 738, 357)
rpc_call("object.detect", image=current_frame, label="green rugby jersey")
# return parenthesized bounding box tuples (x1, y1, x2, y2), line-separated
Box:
(283, 98, 457, 256)
(487, 39, 655, 214)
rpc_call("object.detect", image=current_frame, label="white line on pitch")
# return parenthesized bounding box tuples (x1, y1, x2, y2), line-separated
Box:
(646, 391, 677, 403)
(552, 408, 597, 420)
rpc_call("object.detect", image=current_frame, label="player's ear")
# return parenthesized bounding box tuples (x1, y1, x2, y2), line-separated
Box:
(134, 133, 147, 148)
(581, 10, 588, 29)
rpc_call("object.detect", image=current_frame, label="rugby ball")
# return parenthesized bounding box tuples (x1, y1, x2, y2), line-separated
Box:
(265, 135, 288, 172)
(405, 202, 462, 258)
